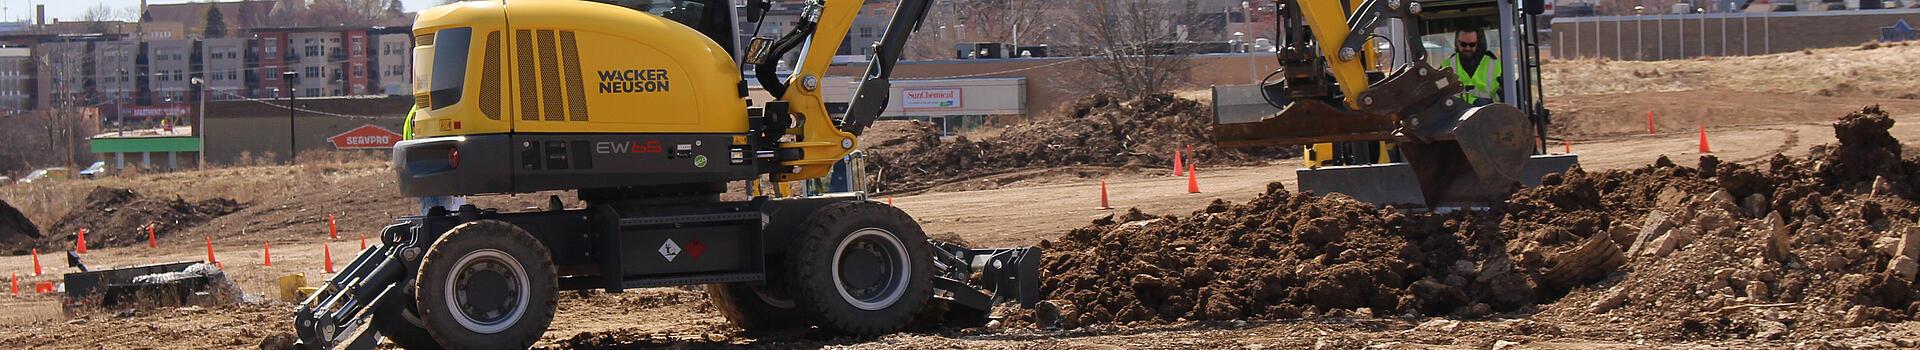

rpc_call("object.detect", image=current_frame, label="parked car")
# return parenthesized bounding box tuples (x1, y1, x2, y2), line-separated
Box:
(17, 167, 70, 184)
(78, 161, 107, 179)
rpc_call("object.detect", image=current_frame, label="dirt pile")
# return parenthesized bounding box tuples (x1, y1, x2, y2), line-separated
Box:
(1035, 188, 1524, 327)
(1519, 105, 1920, 340)
(862, 93, 1291, 192)
(37, 187, 243, 253)
(1032, 105, 1920, 340)
(0, 199, 41, 254)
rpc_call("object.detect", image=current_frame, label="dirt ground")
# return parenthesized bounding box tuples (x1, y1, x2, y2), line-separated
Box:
(3, 46, 1920, 349)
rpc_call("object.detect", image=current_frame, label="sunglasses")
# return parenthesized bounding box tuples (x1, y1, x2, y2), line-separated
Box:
(1457, 41, 1479, 48)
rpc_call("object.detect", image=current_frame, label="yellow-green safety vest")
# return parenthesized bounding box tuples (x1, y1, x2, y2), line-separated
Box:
(1446, 54, 1502, 104)
(401, 108, 416, 141)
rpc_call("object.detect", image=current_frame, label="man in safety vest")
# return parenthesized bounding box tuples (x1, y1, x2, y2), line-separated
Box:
(1445, 29, 1501, 105)
(402, 108, 466, 213)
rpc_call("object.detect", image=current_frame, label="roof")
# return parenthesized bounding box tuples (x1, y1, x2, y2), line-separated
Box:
(250, 26, 412, 34)
(142, 0, 276, 28)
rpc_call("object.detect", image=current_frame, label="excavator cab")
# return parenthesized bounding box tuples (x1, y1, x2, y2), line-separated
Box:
(1212, 0, 1576, 210)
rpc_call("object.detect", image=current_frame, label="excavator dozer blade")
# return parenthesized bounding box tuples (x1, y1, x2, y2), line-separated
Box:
(1297, 163, 1429, 207)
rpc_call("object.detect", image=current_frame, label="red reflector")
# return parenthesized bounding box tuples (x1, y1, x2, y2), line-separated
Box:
(448, 147, 460, 169)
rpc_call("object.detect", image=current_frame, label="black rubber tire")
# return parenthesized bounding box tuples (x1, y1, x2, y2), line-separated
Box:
(371, 296, 445, 350)
(705, 281, 810, 333)
(412, 220, 557, 350)
(785, 201, 933, 336)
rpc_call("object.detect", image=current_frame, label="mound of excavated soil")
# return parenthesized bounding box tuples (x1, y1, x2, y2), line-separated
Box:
(0, 199, 41, 253)
(862, 94, 1292, 192)
(1031, 105, 1920, 341)
(1034, 188, 1523, 328)
(39, 187, 243, 252)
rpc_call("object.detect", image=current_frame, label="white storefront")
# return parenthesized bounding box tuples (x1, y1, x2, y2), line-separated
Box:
(751, 77, 1027, 135)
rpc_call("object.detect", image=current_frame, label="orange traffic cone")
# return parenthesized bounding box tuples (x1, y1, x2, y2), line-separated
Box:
(30, 248, 40, 276)
(1173, 149, 1185, 176)
(76, 228, 86, 254)
(1563, 140, 1572, 154)
(263, 242, 273, 267)
(1098, 179, 1113, 209)
(323, 244, 335, 274)
(205, 235, 219, 266)
(1186, 164, 1201, 194)
(1647, 111, 1656, 135)
(359, 234, 368, 250)
(147, 224, 157, 249)
(1698, 125, 1712, 154)
(328, 213, 338, 240)
(887, 197, 894, 206)
(9, 273, 16, 295)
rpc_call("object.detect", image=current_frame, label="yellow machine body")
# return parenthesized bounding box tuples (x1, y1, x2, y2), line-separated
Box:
(409, 0, 748, 138)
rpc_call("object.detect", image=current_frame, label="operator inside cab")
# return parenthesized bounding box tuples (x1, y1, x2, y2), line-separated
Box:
(1445, 29, 1502, 105)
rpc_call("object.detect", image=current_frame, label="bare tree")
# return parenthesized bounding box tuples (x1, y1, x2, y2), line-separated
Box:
(902, 1, 1064, 61)
(904, 2, 962, 60)
(81, 4, 120, 33)
(950, 0, 1060, 45)
(1062, 0, 1196, 100)
(304, 0, 391, 26)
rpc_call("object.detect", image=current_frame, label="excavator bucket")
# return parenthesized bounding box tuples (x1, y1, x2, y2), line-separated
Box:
(1213, 84, 1564, 209)
(1391, 103, 1537, 208)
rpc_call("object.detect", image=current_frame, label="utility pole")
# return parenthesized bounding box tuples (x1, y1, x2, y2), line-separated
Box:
(284, 70, 297, 164)
(191, 77, 205, 168)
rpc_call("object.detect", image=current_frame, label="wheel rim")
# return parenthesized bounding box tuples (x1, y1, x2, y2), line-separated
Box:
(443, 249, 530, 334)
(832, 228, 911, 311)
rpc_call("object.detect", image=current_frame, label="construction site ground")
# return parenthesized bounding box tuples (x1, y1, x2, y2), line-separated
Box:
(2, 45, 1919, 349)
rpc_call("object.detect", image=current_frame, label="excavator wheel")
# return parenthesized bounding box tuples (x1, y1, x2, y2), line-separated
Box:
(412, 220, 557, 350)
(371, 295, 444, 350)
(706, 281, 809, 333)
(785, 201, 933, 336)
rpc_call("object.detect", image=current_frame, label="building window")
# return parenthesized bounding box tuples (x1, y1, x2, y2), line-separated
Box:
(265, 41, 277, 54)
(353, 64, 364, 78)
(305, 66, 321, 78)
(860, 27, 873, 38)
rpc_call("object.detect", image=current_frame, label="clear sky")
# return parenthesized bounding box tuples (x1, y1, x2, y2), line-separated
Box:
(17, 0, 439, 23)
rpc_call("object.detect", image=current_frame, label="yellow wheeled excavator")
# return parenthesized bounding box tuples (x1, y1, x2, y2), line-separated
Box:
(1213, 0, 1578, 209)
(293, 1, 1040, 348)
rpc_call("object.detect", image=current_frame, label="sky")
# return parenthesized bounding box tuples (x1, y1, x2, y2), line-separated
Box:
(14, 0, 439, 23)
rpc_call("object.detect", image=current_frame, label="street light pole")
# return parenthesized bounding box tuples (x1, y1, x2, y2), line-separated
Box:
(191, 77, 205, 168)
(284, 70, 298, 164)
(1234, 32, 1253, 85)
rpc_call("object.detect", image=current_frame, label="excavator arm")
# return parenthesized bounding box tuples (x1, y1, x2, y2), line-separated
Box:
(747, 0, 933, 183)
(1215, 0, 1541, 208)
